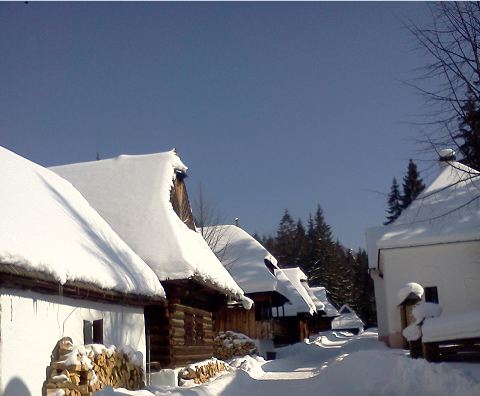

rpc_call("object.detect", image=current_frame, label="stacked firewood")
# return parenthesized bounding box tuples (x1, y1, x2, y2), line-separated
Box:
(45, 337, 143, 396)
(214, 331, 257, 360)
(178, 359, 228, 385)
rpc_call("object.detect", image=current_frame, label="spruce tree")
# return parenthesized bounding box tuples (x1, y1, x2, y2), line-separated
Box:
(401, 160, 425, 209)
(456, 90, 480, 170)
(384, 177, 402, 225)
(274, 209, 297, 266)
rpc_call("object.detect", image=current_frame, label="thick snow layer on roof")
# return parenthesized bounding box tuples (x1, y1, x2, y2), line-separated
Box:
(0, 146, 164, 297)
(422, 310, 480, 343)
(51, 151, 244, 299)
(303, 283, 325, 312)
(332, 305, 364, 331)
(308, 287, 339, 317)
(276, 268, 316, 316)
(202, 225, 289, 298)
(366, 161, 480, 268)
(397, 282, 424, 305)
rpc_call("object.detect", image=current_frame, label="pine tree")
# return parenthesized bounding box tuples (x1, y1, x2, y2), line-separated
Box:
(401, 160, 425, 209)
(456, 90, 480, 170)
(384, 177, 402, 225)
(274, 209, 297, 266)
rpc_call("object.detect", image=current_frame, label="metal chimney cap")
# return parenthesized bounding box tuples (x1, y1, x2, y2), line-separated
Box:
(438, 148, 456, 161)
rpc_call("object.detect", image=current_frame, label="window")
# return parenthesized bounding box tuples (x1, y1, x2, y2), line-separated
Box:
(424, 286, 439, 303)
(83, 319, 103, 344)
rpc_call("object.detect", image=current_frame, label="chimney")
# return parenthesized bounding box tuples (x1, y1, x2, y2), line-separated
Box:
(438, 148, 456, 162)
(234, 217, 239, 227)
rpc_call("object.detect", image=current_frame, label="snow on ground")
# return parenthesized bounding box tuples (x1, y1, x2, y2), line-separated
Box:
(95, 330, 480, 396)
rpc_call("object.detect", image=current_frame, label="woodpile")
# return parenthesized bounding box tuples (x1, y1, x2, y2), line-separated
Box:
(45, 337, 144, 396)
(214, 331, 257, 360)
(178, 359, 228, 385)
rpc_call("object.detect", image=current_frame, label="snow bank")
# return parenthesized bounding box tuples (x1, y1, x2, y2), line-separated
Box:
(422, 310, 480, 343)
(228, 355, 266, 378)
(94, 330, 480, 396)
(51, 151, 245, 300)
(202, 225, 289, 297)
(413, 302, 443, 322)
(0, 146, 164, 297)
(397, 282, 424, 305)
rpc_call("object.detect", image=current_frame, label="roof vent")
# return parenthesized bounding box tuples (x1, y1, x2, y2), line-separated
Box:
(438, 148, 456, 162)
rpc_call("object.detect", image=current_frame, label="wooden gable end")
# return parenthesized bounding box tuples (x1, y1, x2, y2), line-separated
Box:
(169, 173, 196, 231)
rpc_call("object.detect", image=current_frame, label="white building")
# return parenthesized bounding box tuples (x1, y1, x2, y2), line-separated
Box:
(366, 150, 480, 347)
(0, 146, 165, 396)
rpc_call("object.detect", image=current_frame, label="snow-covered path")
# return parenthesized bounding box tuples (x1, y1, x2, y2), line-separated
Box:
(98, 330, 480, 396)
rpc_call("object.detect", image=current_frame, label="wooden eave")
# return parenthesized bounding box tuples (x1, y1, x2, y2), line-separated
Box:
(0, 263, 166, 307)
(246, 290, 289, 307)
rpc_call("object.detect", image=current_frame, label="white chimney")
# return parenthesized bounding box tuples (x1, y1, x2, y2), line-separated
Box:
(438, 148, 456, 162)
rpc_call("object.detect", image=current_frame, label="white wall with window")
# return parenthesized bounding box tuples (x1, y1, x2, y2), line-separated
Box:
(376, 240, 480, 347)
(0, 288, 146, 396)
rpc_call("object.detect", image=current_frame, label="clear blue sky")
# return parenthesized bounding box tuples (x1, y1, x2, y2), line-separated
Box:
(1, 2, 435, 249)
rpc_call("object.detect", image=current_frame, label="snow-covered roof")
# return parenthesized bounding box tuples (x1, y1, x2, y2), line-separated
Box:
(201, 225, 289, 298)
(308, 287, 339, 317)
(276, 268, 316, 316)
(0, 146, 165, 298)
(366, 160, 480, 268)
(302, 283, 325, 312)
(332, 304, 364, 331)
(51, 151, 245, 300)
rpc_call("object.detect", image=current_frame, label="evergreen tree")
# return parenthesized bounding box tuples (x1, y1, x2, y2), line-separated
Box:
(274, 209, 297, 265)
(456, 90, 480, 170)
(384, 177, 402, 225)
(401, 160, 425, 209)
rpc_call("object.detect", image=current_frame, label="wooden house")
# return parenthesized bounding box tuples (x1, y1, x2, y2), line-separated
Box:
(304, 285, 339, 334)
(273, 268, 317, 345)
(202, 225, 290, 357)
(366, 149, 480, 348)
(52, 151, 248, 369)
(331, 304, 365, 334)
(0, 146, 165, 396)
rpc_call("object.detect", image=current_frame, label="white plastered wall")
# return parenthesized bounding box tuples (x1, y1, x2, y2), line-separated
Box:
(0, 288, 146, 396)
(380, 240, 480, 347)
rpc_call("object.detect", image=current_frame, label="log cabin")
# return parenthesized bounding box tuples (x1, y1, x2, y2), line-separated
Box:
(0, 146, 165, 396)
(273, 268, 317, 345)
(51, 151, 249, 370)
(304, 285, 339, 334)
(366, 149, 480, 348)
(202, 225, 290, 357)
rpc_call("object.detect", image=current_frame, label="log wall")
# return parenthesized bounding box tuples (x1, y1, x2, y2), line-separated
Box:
(145, 302, 215, 370)
(214, 305, 273, 341)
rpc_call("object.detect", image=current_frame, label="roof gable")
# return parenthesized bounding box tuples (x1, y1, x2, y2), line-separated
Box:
(366, 161, 480, 268)
(51, 151, 245, 300)
(276, 267, 316, 316)
(202, 225, 289, 298)
(0, 146, 164, 298)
